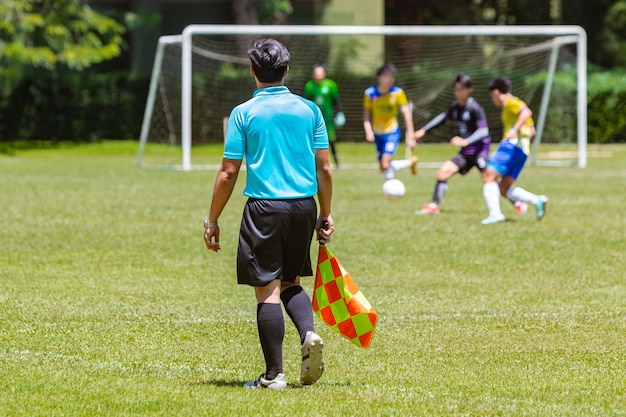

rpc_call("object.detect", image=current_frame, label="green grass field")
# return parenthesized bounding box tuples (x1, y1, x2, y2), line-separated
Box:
(1, 141, 625, 416)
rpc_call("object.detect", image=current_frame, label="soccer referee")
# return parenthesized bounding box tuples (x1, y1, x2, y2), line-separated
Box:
(203, 38, 334, 389)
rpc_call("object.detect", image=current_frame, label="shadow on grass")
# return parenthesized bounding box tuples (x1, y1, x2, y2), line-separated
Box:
(190, 379, 246, 388)
(189, 379, 357, 388)
(0, 140, 99, 155)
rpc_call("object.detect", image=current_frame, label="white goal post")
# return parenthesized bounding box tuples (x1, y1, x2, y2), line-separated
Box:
(137, 24, 587, 170)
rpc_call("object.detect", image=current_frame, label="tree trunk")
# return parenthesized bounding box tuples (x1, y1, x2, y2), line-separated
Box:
(232, 0, 259, 25)
(231, 0, 258, 53)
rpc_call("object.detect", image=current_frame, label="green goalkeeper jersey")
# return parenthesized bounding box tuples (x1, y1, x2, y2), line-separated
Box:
(304, 78, 340, 125)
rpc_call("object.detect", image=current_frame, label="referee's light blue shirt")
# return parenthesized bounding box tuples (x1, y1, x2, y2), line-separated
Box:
(224, 86, 329, 199)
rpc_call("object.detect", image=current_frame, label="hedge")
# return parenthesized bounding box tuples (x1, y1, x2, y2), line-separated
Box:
(0, 70, 149, 142)
(0, 67, 624, 144)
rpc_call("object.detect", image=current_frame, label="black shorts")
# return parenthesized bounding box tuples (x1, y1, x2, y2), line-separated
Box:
(237, 197, 317, 287)
(450, 152, 489, 175)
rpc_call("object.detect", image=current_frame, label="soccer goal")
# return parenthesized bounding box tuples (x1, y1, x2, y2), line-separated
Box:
(137, 25, 587, 170)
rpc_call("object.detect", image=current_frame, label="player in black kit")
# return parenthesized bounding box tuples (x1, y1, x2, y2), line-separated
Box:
(414, 73, 491, 215)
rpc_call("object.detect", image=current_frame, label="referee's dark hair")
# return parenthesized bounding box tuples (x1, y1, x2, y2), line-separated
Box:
(248, 38, 290, 83)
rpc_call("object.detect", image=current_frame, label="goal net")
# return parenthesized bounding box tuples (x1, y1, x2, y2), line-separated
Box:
(137, 25, 587, 170)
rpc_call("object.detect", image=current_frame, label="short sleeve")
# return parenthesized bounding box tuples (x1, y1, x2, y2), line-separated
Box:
(397, 89, 408, 107)
(223, 108, 245, 160)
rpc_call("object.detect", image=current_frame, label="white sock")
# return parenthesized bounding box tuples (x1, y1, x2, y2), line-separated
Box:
(483, 182, 503, 217)
(383, 168, 395, 181)
(390, 159, 411, 172)
(507, 186, 539, 205)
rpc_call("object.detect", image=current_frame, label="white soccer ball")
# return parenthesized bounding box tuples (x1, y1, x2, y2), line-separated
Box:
(382, 179, 406, 199)
(515, 201, 529, 214)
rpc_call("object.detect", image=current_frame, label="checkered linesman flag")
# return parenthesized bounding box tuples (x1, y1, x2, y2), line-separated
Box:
(312, 245, 378, 348)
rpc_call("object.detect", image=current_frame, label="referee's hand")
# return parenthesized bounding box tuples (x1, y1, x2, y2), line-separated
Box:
(317, 217, 334, 245)
(204, 226, 221, 252)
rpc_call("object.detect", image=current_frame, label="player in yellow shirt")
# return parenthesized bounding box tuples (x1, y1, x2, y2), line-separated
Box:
(363, 64, 417, 183)
(481, 76, 548, 224)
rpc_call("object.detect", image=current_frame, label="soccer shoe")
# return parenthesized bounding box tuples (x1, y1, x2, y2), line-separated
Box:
(481, 213, 505, 225)
(410, 156, 419, 175)
(300, 331, 324, 385)
(244, 373, 287, 390)
(415, 203, 440, 215)
(535, 195, 549, 220)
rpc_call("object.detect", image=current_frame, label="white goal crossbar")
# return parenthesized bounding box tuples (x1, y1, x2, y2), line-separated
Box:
(139, 25, 587, 170)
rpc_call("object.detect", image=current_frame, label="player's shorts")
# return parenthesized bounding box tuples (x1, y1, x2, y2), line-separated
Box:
(237, 197, 317, 287)
(374, 128, 401, 160)
(450, 152, 489, 175)
(487, 139, 528, 180)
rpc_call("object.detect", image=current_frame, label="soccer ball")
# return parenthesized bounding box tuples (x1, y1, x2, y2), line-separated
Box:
(515, 201, 529, 214)
(382, 179, 406, 199)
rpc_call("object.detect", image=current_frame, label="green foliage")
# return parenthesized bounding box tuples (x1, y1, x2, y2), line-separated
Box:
(0, 70, 149, 141)
(0, 0, 126, 95)
(1, 142, 625, 415)
(597, 0, 626, 68)
(519, 66, 626, 144)
(559, 0, 623, 69)
(334, 37, 368, 74)
(2, 60, 624, 144)
(587, 69, 626, 143)
(123, 10, 161, 31)
(257, 0, 293, 24)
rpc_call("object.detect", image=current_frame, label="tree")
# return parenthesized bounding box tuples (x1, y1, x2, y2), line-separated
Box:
(231, 0, 259, 25)
(0, 0, 126, 95)
(257, 0, 293, 25)
(231, 0, 293, 25)
(597, 0, 626, 68)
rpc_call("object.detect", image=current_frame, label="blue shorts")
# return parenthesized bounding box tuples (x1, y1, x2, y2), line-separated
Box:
(374, 128, 401, 160)
(487, 139, 528, 180)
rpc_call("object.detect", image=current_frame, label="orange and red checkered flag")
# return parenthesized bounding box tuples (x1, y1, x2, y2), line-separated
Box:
(312, 245, 378, 348)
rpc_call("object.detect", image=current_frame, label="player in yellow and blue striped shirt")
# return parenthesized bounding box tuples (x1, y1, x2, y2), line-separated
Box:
(363, 64, 417, 183)
(481, 75, 548, 225)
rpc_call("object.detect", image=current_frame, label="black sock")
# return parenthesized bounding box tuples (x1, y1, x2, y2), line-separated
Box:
(281, 286, 314, 344)
(256, 303, 284, 380)
(432, 180, 448, 205)
(329, 141, 339, 166)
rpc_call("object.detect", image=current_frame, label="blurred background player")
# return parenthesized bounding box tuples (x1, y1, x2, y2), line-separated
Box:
(481, 75, 548, 224)
(304, 65, 345, 168)
(363, 64, 418, 183)
(414, 73, 491, 215)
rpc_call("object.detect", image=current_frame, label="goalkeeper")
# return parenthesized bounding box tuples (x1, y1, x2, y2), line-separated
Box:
(304, 65, 345, 168)
(414, 73, 491, 215)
